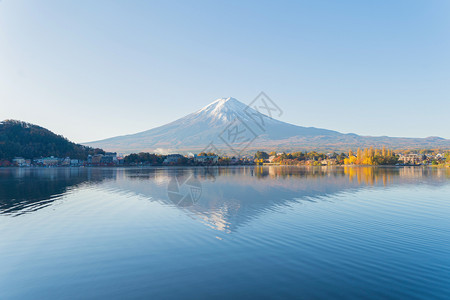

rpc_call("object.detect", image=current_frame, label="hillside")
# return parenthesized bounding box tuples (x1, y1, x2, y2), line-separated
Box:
(85, 97, 450, 154)
(0, 120, 103, 160)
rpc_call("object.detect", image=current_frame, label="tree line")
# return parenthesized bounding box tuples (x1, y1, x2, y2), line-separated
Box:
(254, 147, 401, 165)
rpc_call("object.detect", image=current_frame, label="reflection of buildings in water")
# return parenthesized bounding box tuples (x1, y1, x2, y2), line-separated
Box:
(398, 166, 450, 179)
(122, 167, 222, 184)
(123, 167, 170, 185)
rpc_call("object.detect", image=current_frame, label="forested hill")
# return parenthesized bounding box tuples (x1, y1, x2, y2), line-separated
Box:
(0, 120, 104, 160)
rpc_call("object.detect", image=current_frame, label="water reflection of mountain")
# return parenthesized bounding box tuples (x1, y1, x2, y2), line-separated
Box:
(1, 167, 448, 228)
(0, 168, 116, 215)
(107, 166, 450, 233)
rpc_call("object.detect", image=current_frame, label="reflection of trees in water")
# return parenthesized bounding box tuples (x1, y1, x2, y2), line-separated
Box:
(0, 168, 116, 216)
(135, 165, 448, 185)
(255, 165, 348, 179)
(120, 166, 425, 185)
(1, 166, 448, 221)
(344, 166, 397, 186)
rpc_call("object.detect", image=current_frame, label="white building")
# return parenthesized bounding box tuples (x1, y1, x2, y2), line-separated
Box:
(42, 156, 60, 166)
(12, 157, 27, 166)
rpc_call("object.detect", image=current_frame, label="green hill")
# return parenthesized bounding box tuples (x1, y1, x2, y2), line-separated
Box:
(0, 120, 104, 160)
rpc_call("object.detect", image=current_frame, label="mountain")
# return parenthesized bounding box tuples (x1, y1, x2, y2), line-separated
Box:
(0, 120, 104, 160)
(84, 97, 450, 154)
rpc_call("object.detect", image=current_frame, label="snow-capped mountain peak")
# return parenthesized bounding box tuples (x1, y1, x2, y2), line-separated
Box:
(199, 97, 242, 109)
(84, 96, 450, 154)
(195, 97, 254, 123)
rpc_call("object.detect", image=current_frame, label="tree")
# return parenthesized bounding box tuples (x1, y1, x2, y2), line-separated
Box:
(255, 151, 269, 159)
(356, 148, 362, 164)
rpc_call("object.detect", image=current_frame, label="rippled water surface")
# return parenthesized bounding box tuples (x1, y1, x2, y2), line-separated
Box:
(0, 166, 449, 299)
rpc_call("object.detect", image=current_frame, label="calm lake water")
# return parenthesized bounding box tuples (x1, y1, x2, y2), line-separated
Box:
(0, 166, 449, 299)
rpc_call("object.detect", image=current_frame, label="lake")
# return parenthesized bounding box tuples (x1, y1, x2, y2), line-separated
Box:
(0, 166, 449, 299)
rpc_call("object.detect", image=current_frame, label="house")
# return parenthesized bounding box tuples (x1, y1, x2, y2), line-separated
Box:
(163, 154, 185, 164)
(91, 154, 103, 164)
(61, 157, 71, 166)
(194, 155, 218, 164)
(42, 156, 60, 166)
(399, 154, 423, 165)
(321, 159, 337, 165)
(100, 152, 118, 165)
(12, 157, 28, 167)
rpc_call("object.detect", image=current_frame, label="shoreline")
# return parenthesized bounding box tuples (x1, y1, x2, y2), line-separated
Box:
(1, 164, 448, 169)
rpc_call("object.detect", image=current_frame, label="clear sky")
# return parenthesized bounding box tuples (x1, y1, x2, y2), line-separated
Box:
(1, 0, 449, 143)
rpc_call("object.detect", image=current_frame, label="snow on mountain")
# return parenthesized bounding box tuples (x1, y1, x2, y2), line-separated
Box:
(84, 97, 450, 154)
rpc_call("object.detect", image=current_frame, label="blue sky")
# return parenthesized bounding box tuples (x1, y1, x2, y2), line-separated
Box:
(1, 0, 449, 142)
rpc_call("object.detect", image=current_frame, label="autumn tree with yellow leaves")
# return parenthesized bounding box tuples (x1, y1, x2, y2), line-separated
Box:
(344, 147, 399, 165)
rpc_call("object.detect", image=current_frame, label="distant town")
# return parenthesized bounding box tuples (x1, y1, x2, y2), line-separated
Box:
(2, 148, 449, 168)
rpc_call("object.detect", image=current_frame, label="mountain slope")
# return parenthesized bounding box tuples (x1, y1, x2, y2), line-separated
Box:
(0, 120, 104, 160)
(84, 97, 450, 153)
